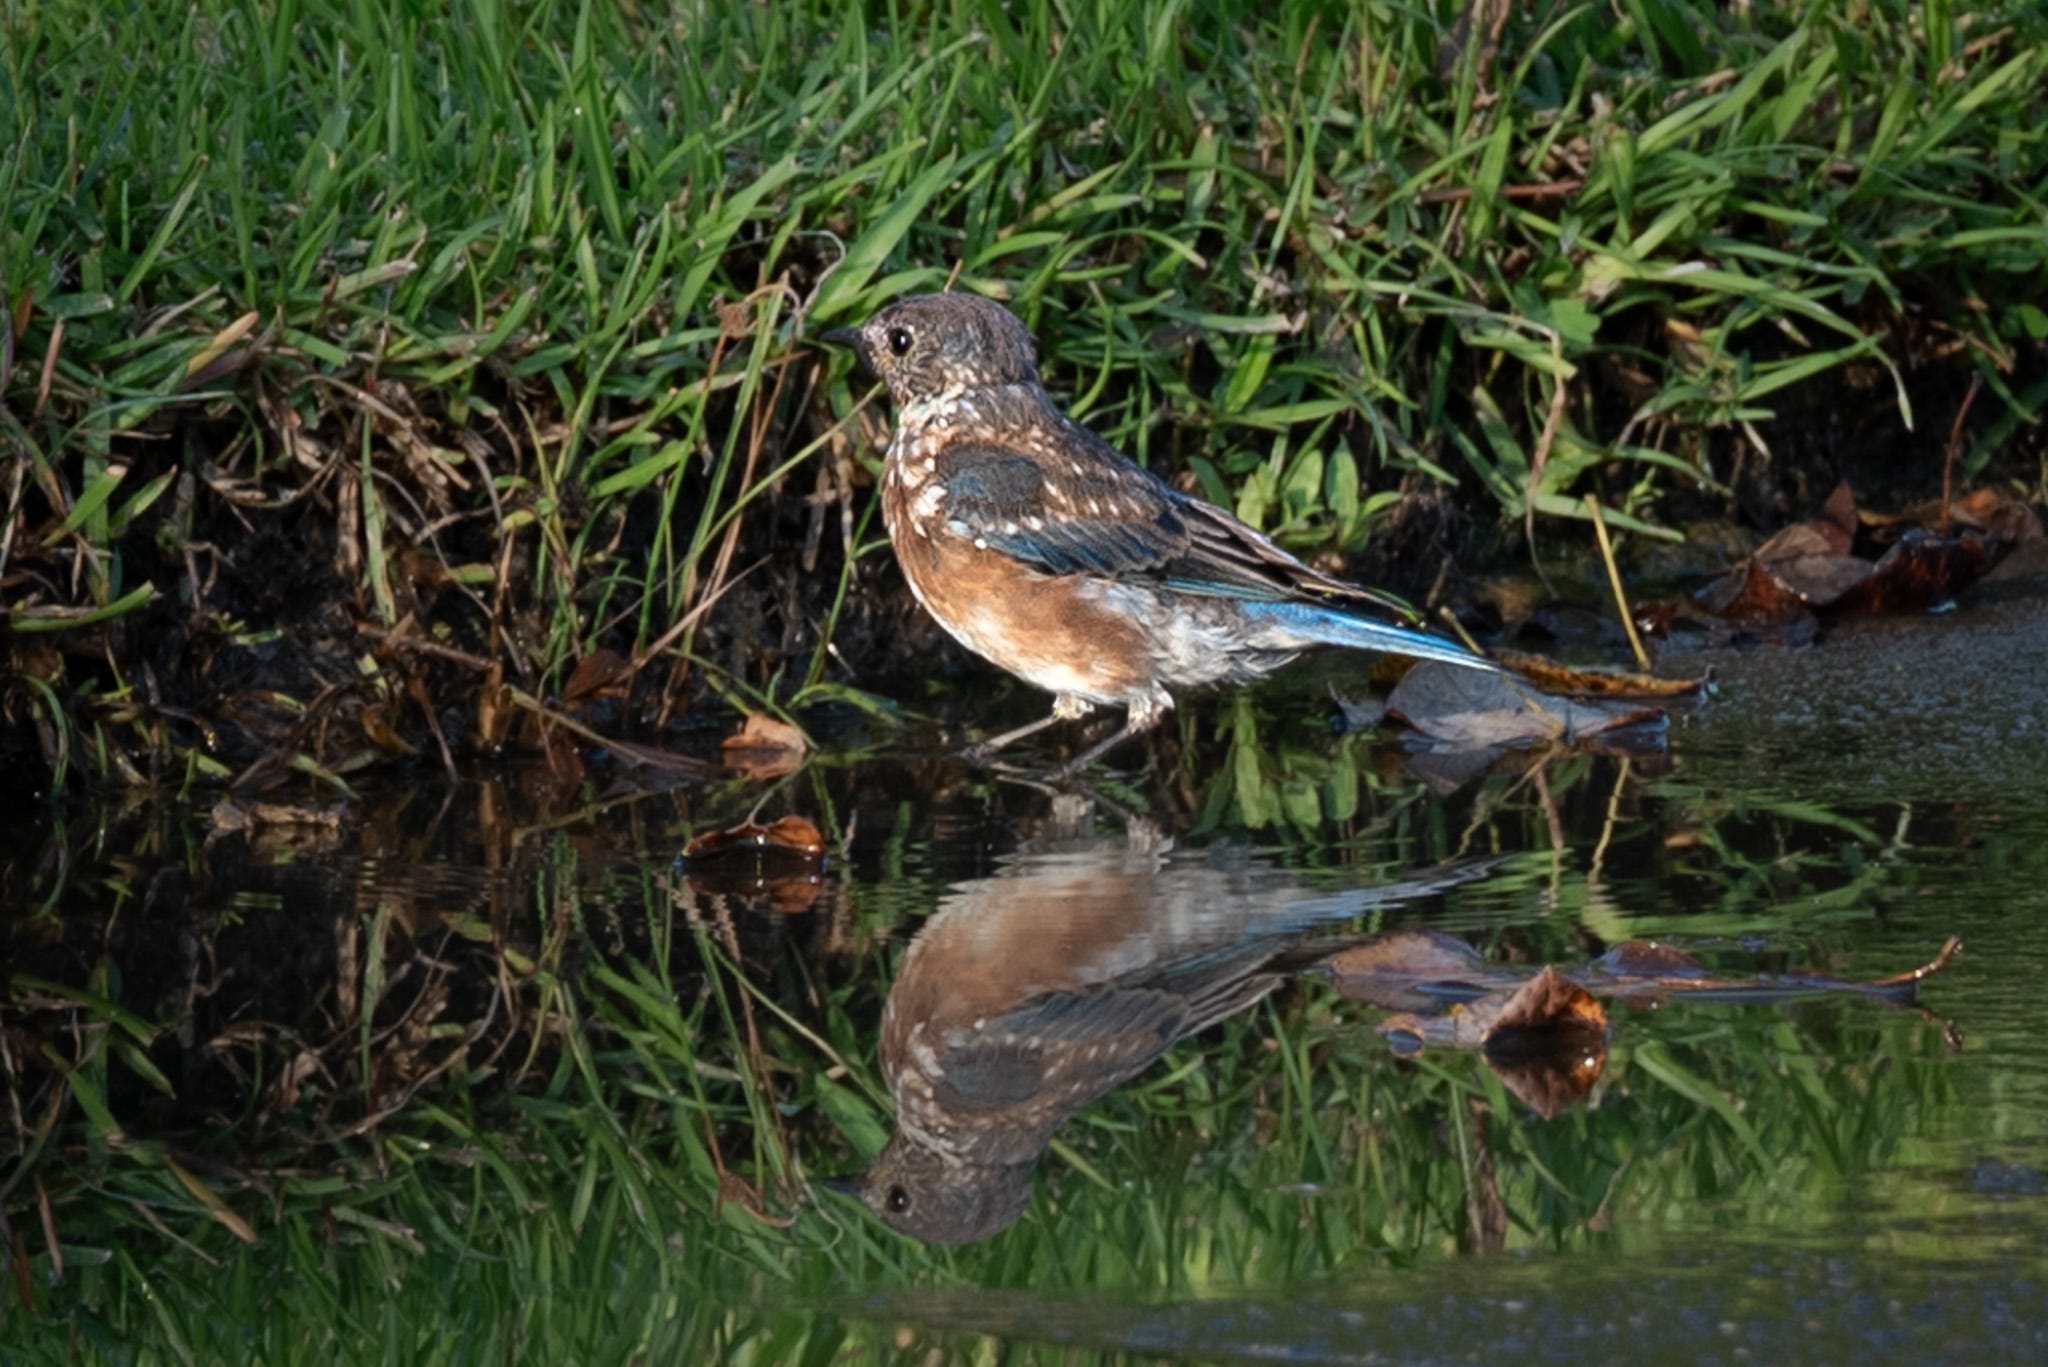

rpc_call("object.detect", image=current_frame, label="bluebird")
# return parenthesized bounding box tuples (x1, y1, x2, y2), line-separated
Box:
(840, 831, 1493, 1244)
(825, 292, 1498, 773)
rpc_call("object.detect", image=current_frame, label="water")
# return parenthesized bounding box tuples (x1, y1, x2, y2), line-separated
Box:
(4, 550, 2047, 1362)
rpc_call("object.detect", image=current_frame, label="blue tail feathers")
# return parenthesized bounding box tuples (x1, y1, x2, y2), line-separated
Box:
(1241, 600, 1498, 671)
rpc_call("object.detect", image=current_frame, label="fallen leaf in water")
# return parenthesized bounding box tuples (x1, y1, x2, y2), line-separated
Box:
(1690, 555, 1822, 625)
(681, 816, 828, 913)
(1488, 1041, 1609, 1119)
(1803, 478, 1860, 553)
(684, 815, 826, 859)
(207, 800, 352, 860)
(209, 800, 348, 836)
(1478, 971, 1610, 1118)
(1644, 480, 2042, 639)
(561, 648, 633, 705)
(1701, 483, 1871, 620)
(722, 713, 808, 778)
(1332, 660, 1685, 791)
(1384, 663, 1671, 748)
(1596, 939, 1711, 979)
(1324, 932, 1958, 1116)
(1584, 934, 1963, 1006)
(1319, 928, 1488, 1011)
(1376, 966, 1608, 1052)
(1632, 593, 1820, 649)
(1877, 484, 2046, 545)
(1488, 649, 1707, 700)
(1339, 932, 1960, 1016)
(1828, 529, 1999, 616)
(1486, 965, 1609, 1038)
(1327, 685, 1388, 733)
(1372, 967, 1612, 1116)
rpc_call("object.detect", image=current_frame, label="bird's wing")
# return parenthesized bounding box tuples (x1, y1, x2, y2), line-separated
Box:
(932, 986, 1190, 1115)
(1171, 496, 1423, 621)
(930, 438, 1189, 578)
(932, 432, 1422, 623)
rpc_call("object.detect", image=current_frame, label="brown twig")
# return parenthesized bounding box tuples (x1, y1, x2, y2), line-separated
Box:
(1867, 935, 1962, 989)
(357, 622, 494, 672)
(503, 687, 711, 773)
(35, 318, 62, 418)
(1939, 373, 1983, 535)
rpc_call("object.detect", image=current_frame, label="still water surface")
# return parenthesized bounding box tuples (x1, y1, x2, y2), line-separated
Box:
(4, 562, 2046, 1363)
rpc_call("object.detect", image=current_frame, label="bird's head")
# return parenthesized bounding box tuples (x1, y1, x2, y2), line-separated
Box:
(832, 1131, 1037, 1245)
(823, 293, 1042, 406)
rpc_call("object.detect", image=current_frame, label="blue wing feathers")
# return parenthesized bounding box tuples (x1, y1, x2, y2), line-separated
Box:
(961, 517, 1174, 577)
(1239, 601, 1497, 671)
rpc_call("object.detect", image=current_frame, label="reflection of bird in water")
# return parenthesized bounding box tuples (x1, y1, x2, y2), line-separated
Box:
(847, 834, 1487, 1244)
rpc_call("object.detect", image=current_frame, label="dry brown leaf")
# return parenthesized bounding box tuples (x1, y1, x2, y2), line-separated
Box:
(1485, 965, 1608, 1040)
(1587, 934, 1962, 1006)
(1479, 969, 1610, 1118)
(683, 816, 826, 859)
(1320, 897, 1956, 1126)
(1655, 479, 2041, 635)
(1320, 929, 1488, 1011)
(1596, 939, 1709, 979)
(681, 816, 828, 914)
(561, 648, 634, 705)
(1488, 648, 1706, 700)
(722, 713, 808, 779)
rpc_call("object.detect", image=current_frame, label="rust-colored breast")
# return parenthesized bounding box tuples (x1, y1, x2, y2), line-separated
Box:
(879, 408, 1162, 708)
(892, 525, 1150, 708)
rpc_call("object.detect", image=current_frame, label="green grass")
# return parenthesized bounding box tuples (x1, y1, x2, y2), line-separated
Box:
(2, 0, 2046, 787)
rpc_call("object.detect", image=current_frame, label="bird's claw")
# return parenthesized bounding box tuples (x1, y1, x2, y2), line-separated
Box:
(952, 742, 1094, 787)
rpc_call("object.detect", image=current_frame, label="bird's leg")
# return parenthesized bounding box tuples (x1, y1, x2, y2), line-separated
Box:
(1050, 716, 1147, 780)
(959, 694, 1094, 763)
(1050, 689, 1171, 781)
(959, 711, 1063, 762)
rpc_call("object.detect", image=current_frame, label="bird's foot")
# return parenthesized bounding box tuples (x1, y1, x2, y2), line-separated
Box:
(956, 708, 1068, 765)
(955, 744, 1103, 788)
(968, 752, 1041, 777)
(1052, 721, 1146, 781)
(953, 703, 1146, 780)
(957, 736, 1013, 764)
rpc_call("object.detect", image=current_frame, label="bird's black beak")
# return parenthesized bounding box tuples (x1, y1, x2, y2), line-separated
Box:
(815, 324, 874, 380)
(816, 1173, 864, 1197)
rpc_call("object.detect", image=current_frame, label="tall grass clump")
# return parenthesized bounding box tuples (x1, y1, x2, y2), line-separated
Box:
(2, 0, 2044, 787)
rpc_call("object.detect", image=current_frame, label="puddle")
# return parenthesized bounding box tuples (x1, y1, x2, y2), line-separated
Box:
(5, 553, 2048, 1359)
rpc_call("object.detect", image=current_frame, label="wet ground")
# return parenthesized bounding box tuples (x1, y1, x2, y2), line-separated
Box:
(4, 546, 2047, 1361)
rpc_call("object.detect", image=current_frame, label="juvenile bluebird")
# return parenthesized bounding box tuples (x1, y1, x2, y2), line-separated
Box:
(826, 292, 1498, 773)
(841, 835, 1494, 1244)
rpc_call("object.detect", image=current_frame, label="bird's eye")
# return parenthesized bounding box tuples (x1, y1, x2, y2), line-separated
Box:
(886, 326, 914, 357)
(885, 1185, 910, 1214)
